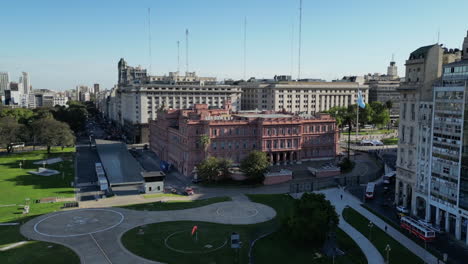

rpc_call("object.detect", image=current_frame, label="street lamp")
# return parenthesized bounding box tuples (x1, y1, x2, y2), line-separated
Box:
(42, 161, 46, 169)
(368, 221, 374, 241)
(19, 161, 22, 169)
(385, 244, 391, 264)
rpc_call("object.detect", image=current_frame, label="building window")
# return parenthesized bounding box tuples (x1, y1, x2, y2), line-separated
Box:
(252, 143, 256, 149)
(401, 125, 405, 142)
(402, 103, 406, 120)
(443, 167, 450, 174)
(411, 104, 415, 120)
(410, 127, 414, 144)
(212, 142, 217, 150)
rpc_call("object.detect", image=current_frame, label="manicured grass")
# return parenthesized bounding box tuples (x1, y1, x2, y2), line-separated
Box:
(0, 147, 76, 223)
(0, 219, 79, 264)
(0, 148, 80, 264)
(119, 197, 231, 211)
(248, 194, 366, 264)
(343, 207, 423, 264)
(382, 137, 398, 145)
(122, 221, 256, 264)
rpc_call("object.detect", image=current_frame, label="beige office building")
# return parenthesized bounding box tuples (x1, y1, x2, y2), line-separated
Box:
(241, 79, 368, 114)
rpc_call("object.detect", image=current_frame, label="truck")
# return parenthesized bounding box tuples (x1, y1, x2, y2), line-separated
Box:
(365, 183, 376, 200)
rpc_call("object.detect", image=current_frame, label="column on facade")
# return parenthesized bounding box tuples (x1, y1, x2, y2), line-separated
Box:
(321, 96, 325, 112)
(283, 152, 287, 164)
(402, 182, 408, 207)
(395, 180, 400, 204)
(435, 207, 441, 226)
(269, 153, 273, 165)
(456, 215, 462, 240)
(445, 211, 450, 233)
(466, 219, 468, 245)
(425, 203, 431, 222)
(290, 151, 294, 163)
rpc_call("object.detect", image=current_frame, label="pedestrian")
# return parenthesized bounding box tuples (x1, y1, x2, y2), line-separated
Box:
(340, 194, 343, 200)
(384, 225, 388, 232)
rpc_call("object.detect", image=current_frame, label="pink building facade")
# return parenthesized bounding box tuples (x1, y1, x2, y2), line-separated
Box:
(149, 103, 339, 177)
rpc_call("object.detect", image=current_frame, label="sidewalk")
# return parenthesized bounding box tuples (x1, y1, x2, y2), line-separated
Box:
(320, 188, 438, 264)
(307, 190, 384, 264)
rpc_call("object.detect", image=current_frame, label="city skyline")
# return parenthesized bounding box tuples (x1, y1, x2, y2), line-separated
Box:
(1, 0, 468, 91)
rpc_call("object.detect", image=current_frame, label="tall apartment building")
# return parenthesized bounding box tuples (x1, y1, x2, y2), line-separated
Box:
(108, 59, 242, 143)
(240, 77, 368, 114)
(396, 32, 468, 244)
(0, 72, 9, 98)
(19, 72, 31, 94)
(149, 102, 338, 177)
(367, 61, 401, 122)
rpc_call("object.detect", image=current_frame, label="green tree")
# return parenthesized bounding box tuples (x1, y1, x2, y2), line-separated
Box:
(326, 106, 347, 129)
(0, 107, 34, 124)
(52, 102, 88, 132)
(240, 151, 269, 183)
(199, 134, 211, 158)
(385, 100, 393, 110)
(369, 101, 390, 128)
(0, 116, 24, 153)
(287, 193, 339, 247)
(196, 156, 232, 182)
(32, 118, 75, 153)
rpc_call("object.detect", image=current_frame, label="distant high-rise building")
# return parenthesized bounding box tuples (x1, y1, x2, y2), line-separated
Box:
(463, 30, 468, 60)
(19, 72, 30, 94)
(94, 83, 100, 94)
(0, 72, 9, 96)
(387, 61, 398, 77)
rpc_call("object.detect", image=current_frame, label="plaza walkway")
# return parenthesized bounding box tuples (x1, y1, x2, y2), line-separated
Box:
(319, 188, 438, 264)
(21, 200, 276, 264)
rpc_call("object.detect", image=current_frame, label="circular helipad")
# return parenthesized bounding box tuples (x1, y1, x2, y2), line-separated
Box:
(34, 209, 124, 237)
(216, 204, 259, 219)
(164, 229, 227, 254)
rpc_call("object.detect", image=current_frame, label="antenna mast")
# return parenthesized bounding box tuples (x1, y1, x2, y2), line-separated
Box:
(437, 29, 440, 44)
(290, 21, 295, 79)
(177, 41, 180, 73)
(243, 17, 247, 80)
(297, 0, 303, 80)
(147, 8, 152, 75)
(185, 29, 189, 75)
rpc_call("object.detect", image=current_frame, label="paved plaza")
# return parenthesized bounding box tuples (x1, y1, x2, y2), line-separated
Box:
(20, 201, 276, 264)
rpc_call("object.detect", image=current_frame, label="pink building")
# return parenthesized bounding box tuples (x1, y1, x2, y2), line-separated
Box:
(149, 102, 339, 177)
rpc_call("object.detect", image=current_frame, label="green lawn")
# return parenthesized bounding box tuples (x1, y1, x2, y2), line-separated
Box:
(122, 221, 259, 264)
(382, 138, 398, 145)
(0, 224, 79, 264)
(0, 147, 75, 223)
(119, 196, 231, 211)
(342, 207, 423, 264)
(0, 148, 79, 264)
(248, 194, 367, 264)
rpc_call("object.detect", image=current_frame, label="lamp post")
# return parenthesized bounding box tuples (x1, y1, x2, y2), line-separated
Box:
(385, 244, 391, 264)
(42, 161, 46, 169)
(368, 221, 374, 241)
(19, 161, 22, 169)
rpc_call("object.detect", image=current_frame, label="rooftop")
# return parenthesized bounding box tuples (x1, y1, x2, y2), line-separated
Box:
(234, 113, 292, 119)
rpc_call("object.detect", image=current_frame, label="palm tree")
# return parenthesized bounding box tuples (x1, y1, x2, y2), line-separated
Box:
(199, 134, 211, 159)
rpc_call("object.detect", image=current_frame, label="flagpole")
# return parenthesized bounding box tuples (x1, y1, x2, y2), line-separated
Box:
(356, 88, 359, 139)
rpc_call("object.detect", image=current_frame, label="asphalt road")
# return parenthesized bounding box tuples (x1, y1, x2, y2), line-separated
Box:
(349, 180, 468, 264)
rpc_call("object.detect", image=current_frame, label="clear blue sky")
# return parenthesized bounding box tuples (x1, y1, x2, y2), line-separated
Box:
(1, 0, 467, 91)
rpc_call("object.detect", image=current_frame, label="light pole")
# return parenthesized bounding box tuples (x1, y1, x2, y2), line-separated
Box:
(19, 161, 22, 169)
(385, 244, 391, 264)
(42, 161, 46, 169)
(368, 221, 374, 241)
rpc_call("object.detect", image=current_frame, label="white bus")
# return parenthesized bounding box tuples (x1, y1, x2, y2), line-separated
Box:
(365, 183, 375, 199)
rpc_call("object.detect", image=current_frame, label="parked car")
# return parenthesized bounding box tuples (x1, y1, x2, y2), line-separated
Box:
(396, 205, 409, 214)
(184, 187, 194, 196)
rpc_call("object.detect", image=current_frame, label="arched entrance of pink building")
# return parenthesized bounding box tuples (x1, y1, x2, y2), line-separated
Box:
(269, 151, 299, 165)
